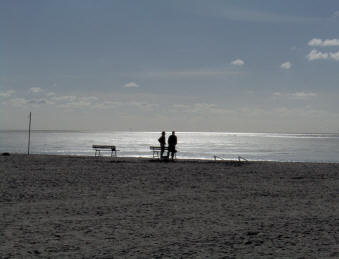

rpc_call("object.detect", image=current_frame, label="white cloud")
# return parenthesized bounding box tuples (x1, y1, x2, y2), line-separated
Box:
(280, 62, 292, 70)
(231, 59, 245, 66)
(144, 69, 239, 78)
(172, 102, 231, 115)
(308, 38, 323, 47)
(307, 49, 339, 61)
(323, 39, 339, 47)
(29, 87, 43, 93)
(124, 82, 139, 88)
(93, 101, 123, 109)
(329, 50, 339, 61)
(9, 98, 28, 107)
(46, 92, 56, 97)
(308, 38, 339, 47)
(51, 95, 77, 102)
(210, 7, 320, 23)
(290, 92, 317, 100)
(272, 92, 317, 100)
(80, 96, 98, 102)
(28, 98, 54, 105)
(59, 100, 92, 108)
(50, 95, 100, 108)
(0, 90, 16, 98)
(306, 49, 329, 61)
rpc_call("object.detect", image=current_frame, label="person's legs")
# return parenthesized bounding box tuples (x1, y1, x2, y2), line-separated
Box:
(169, 146, 175, 161)
(160, 146, 165, 159)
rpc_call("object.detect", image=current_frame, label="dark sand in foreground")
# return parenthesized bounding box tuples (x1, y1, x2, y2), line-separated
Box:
(0, 154, 338, 258)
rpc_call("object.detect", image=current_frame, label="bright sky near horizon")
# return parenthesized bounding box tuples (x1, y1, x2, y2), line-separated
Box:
(1, 0, 339, 133)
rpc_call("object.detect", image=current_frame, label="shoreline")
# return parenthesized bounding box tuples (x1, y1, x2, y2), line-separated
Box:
(1, 153, 338, 257)
(2, 152, 339, 165)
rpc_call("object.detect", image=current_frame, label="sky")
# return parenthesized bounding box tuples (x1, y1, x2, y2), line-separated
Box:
(1, 0, 339, 133)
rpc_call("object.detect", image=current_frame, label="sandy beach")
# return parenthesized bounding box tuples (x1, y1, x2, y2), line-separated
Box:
(0, 154, 338, 258)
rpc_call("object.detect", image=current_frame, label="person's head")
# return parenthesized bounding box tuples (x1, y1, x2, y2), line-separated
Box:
(162, 131, 165, 136)
(172, 131, 175, 135)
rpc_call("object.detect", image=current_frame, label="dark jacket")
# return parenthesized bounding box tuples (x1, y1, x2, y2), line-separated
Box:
(158, 136, 166, 147)
(168, 135, 177, 150)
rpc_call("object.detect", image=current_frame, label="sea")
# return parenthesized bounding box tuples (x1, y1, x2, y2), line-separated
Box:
(1, 130, 339, 162)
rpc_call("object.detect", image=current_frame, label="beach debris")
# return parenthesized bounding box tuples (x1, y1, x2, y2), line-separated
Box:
(214, 155, 225, 161)
(213, 155, 249, 164)
(238, 156, 248, 162)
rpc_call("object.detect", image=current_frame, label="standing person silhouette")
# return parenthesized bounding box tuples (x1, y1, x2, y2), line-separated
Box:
(158, 131, 166, 159)
(168, 131, 177, 161)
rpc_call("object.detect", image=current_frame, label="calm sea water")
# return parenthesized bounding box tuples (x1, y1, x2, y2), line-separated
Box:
(1, 130, 339, 162)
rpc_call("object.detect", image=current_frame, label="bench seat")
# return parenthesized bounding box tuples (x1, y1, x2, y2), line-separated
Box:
(150, 146, 176, 159)
(92, 145, 118, 157)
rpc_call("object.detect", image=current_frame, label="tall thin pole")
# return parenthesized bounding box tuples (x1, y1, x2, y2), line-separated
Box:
(28, 112, 31, 155)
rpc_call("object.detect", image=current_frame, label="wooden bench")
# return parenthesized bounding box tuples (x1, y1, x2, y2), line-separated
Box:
(92, 145, 118, 158)
(150, 146, 176, 159)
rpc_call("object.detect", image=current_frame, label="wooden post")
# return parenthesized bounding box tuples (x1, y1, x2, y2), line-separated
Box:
(28, 112, 31, 155)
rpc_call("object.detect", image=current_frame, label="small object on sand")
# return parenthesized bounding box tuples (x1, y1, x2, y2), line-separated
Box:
(214, 155, 225, 161)
(238, 156, 248, 162)
(1, 152, 10, 156)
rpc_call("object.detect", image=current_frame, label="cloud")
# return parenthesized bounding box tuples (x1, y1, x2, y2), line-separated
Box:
(308, 38, 339, 47)
(231, 59, 245, 66)
(329, 50, 339, 61)
(80, 96, 98, 102)
(0, 90, 16, 98)
(59, 100, 92, 108)
(144, 68, 239, 78)
(9, 98, 28, 107)
(6, 97, 55, 107)
(172, 102, 231, 116)
(3, 91, 102, 109)
(280, 62, 292, 70)
(273, 92, 317, 100)
(124, 82, 139, 88)
(306, 49, 329, 61)
(290, 92, 317, 100)
(46, 92, 56, 97)
(52, 95, 100, 108)
(28, 98, 54, 105)
(308, 38, 322, 47)
(306, 49, 339, 61)
(29, 87, 43, 93)
(207, 6, 320, 23)
(93, 101, 123, 109)
(51, 95, 77, 102)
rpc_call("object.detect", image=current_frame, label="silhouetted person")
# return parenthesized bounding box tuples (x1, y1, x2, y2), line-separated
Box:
(158, 131, 166, 159)
(168, 131, 177, 161)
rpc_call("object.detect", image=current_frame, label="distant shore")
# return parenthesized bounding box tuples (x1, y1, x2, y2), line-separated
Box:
(1, 154, 338, 257)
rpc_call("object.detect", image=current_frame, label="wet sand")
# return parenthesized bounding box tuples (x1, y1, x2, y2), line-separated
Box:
(0, 154, 338, 258)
